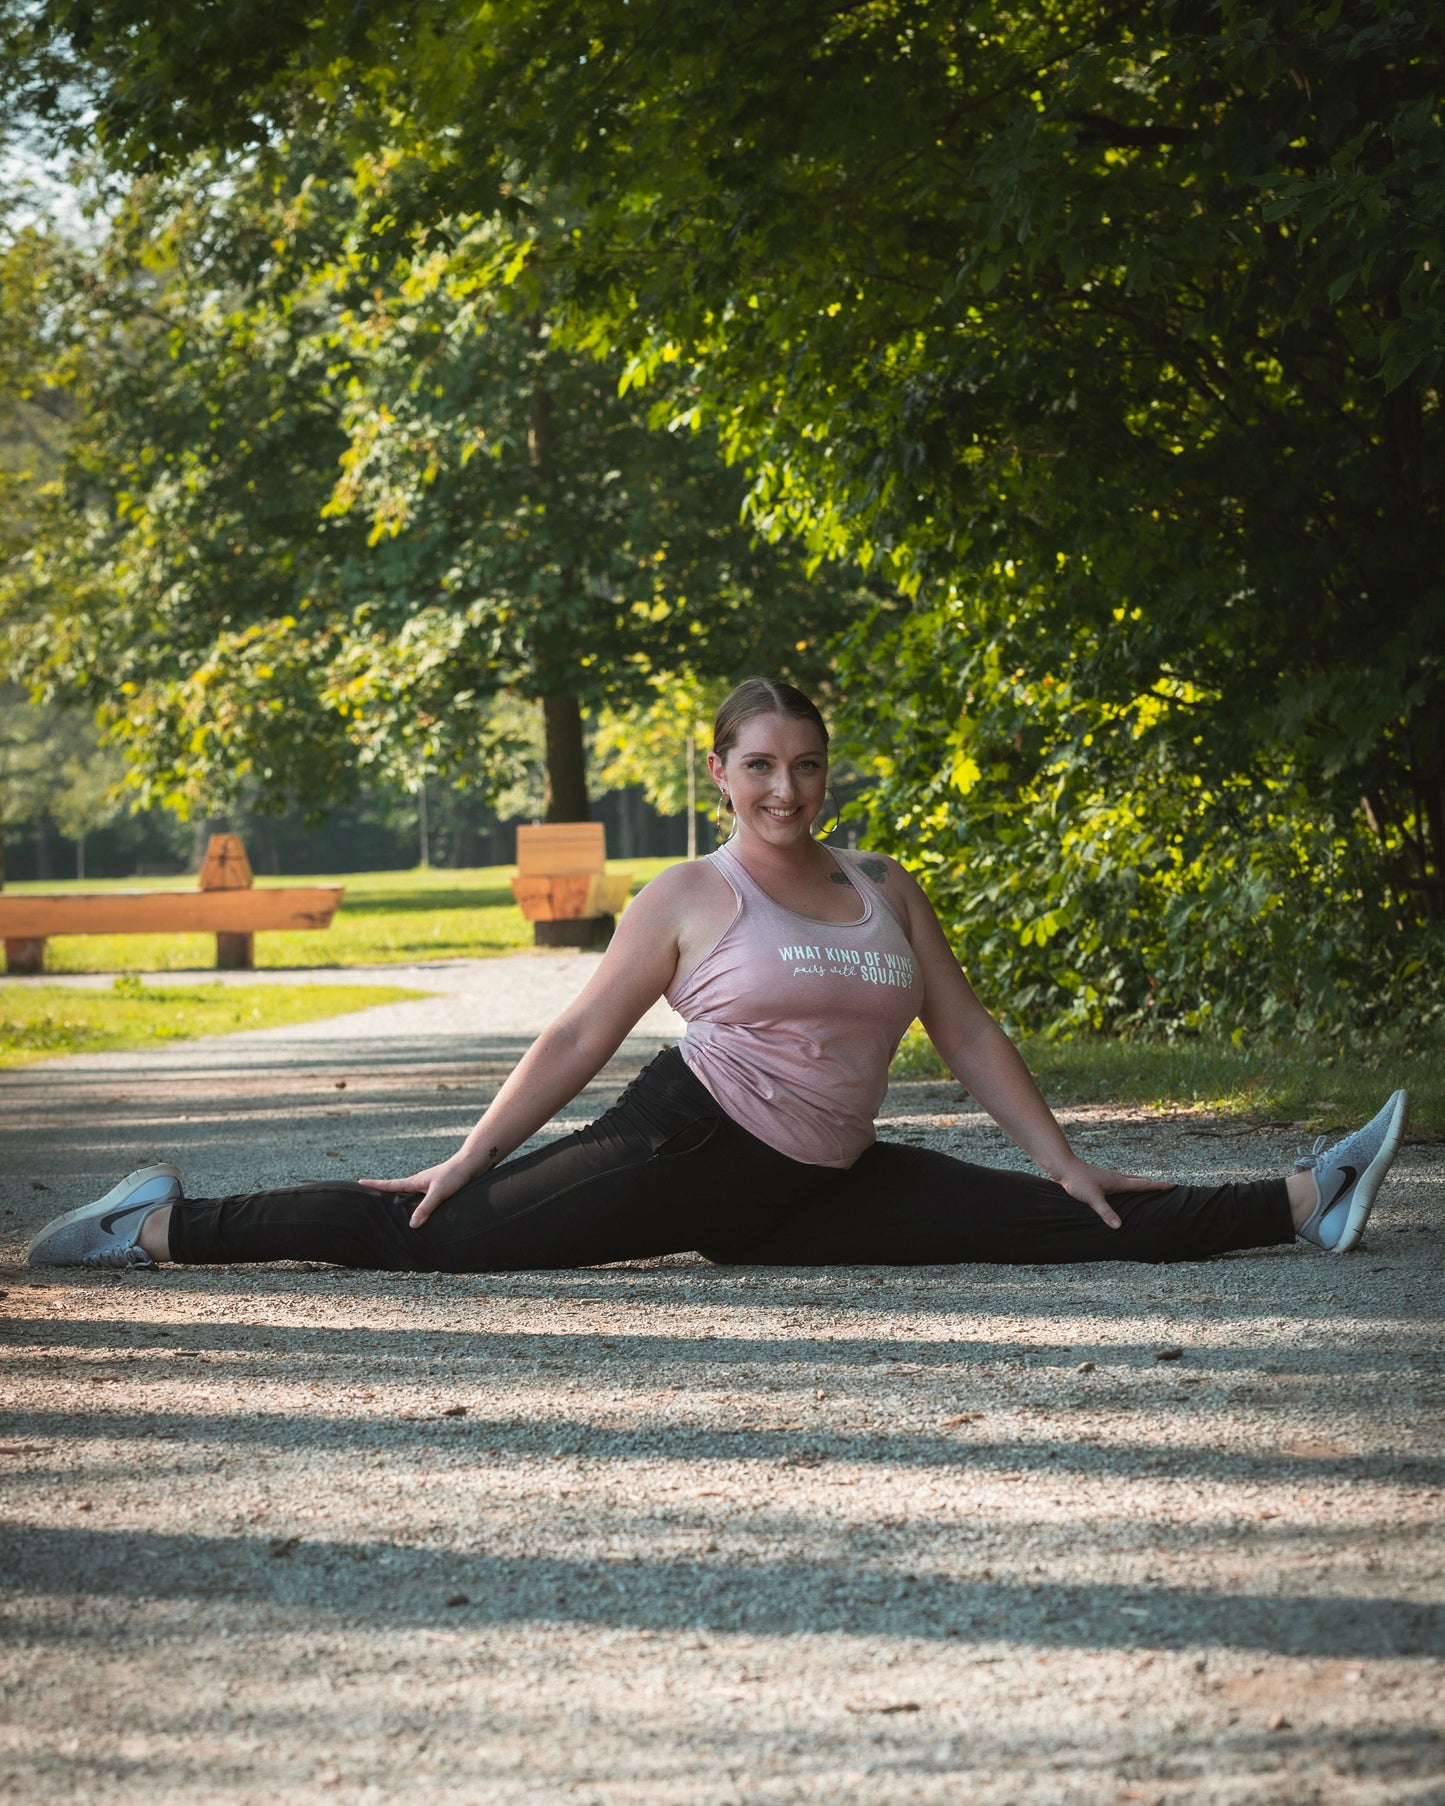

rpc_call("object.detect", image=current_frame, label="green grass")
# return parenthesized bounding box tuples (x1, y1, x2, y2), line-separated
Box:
(5, 860, 677, 973)
(0, 978, 427, 1068)
(891, 1023, 1444, 1138)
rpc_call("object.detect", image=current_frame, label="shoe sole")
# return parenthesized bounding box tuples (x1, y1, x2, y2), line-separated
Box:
(1333, 1089, 1409, 1254)
(26, 1163, 181, 1266)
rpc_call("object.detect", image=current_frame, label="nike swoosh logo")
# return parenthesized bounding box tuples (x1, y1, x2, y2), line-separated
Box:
(1322, 1165, 1358, 1213)
(100, 1200, 162, 1235)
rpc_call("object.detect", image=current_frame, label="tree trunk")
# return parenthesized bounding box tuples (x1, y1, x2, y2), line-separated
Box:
(528, 323, 591, 826)
(543, 693, 590, 823)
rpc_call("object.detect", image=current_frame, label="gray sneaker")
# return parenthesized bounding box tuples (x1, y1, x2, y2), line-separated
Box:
(26, 1163, 182, 1268)
(1294, 1090, 1409, 1253)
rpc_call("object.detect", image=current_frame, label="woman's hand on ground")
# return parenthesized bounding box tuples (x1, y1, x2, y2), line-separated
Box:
(1055, 1159, 1172, 1230)
(359, 1160, 469, 1229)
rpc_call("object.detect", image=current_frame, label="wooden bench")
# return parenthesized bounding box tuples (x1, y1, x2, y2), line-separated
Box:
(511, 823, 632, 949)
(0, 834, 344, 975)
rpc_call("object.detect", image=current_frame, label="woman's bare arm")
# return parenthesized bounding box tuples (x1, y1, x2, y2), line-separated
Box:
(360, 866, 697, 1226)
(883, 858, 1168, 1227)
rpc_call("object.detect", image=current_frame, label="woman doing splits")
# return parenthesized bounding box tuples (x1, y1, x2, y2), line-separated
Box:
(29, 680, 1409, 1276)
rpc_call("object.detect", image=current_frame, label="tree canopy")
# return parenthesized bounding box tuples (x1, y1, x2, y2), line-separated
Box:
(2, 0, 1441, 1028)
(2, 138, 871, 824)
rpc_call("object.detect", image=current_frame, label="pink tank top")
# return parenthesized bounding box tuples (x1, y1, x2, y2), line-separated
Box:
(666, 844, 924, 1167)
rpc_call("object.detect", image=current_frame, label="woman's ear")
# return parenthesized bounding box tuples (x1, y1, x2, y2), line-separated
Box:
(705, 749, 727, 789)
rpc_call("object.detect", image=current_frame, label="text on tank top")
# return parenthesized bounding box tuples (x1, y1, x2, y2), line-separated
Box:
(665, 843, 925, 1167)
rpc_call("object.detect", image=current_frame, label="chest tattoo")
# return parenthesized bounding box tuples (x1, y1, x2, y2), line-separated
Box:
(858, 857, 887, 883)
(828, 870, 856, 888)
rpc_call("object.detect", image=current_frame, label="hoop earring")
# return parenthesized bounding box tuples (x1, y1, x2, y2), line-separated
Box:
(813, 788, 842, 839)
(715, 792, 735, 840)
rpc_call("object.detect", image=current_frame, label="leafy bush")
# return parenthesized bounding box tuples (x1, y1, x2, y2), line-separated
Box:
(843, 604, 1445, 1043)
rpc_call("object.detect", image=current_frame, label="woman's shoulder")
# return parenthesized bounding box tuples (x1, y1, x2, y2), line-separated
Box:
(633, 855, 741, 984)
(631, 854, 736, 915)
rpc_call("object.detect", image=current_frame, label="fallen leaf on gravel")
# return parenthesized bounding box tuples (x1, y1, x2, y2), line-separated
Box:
(845, 1700, 922, 1715)
(442, 1404, 467, 1417)
(30, 1182, 48, 1191)
(1076, 1361, 1096, 1373)
(1258, 1510, 1282, 1520)
(1266, 1712, 1291, 1731)
(333, 1080, 347, 1090)
(325, 1150, 342, 1158)
(269, 1536, 300, 1559)
(445, 1593, 469, 1608)
(1154, 1347, 1184, 1361)
(941, 1413, 983, 1427)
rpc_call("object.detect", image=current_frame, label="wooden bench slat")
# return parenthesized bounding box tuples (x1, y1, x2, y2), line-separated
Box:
(511, 873, 633, 922)
(510, 874, 595, 921)
(515, 823, 607, 876)
(0, 888, 343, 938)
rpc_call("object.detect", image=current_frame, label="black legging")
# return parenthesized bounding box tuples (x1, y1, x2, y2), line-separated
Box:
(168, 1047, 1294, 1270)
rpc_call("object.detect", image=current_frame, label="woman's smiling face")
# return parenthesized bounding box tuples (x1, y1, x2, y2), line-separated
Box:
(709, 711, 829, 848)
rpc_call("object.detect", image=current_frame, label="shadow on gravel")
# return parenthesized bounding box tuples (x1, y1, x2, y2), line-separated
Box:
(6, 1522, 1439, 1657)
(3, 1400, 1440, 1491)
(12, 1265, 1435, 1334)
(8, 1312, 1436, 1368)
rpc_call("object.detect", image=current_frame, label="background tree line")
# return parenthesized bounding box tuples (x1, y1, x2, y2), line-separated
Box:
(0, 138, 869, 843)
(1, 0, 1440, 1036)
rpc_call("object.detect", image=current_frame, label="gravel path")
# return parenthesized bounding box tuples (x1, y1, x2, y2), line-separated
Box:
(2, 955, 1442, 1804)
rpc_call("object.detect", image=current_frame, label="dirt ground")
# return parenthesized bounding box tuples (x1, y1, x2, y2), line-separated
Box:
(2, 958, 1442, 1804)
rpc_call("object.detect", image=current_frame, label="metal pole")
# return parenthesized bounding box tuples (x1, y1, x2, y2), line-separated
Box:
(685, 728, 697, 860)
(418, 782, 430, 868)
